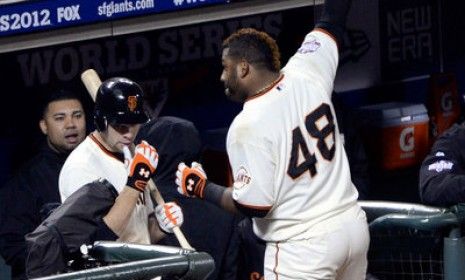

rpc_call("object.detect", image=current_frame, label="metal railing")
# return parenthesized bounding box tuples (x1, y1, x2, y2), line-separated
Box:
(32, 242, 214, 280)
(360, 201, 465, 280)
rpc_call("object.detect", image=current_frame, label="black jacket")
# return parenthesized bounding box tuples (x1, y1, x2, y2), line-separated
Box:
(25, 179, 118, 278)
(0, 142, 68, 280)
(419, 123, 465, 206)
(233, 218, 266, 280)
(137, 116, 238, 280)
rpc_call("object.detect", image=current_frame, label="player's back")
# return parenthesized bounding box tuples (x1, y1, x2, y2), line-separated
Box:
(227, 30, 359, 242)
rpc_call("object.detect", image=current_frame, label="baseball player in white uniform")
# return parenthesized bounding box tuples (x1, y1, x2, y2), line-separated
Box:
(174, 0, 369, 279)
(59, 77, 183, 244)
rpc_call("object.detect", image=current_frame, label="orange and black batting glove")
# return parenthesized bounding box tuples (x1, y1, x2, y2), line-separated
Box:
(126, 140, 159, 192)
(175, 162, 207, 198)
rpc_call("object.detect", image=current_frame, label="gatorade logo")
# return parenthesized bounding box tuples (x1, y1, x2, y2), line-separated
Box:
(441, 91, 453, 113)
(399, 127, 414, 152)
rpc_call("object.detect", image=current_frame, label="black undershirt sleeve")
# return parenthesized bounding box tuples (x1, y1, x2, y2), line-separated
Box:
(314, 0, 352, 46)
(204, 181, 270, 218)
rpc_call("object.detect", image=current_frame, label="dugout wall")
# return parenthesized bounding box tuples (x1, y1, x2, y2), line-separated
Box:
(1, 0, 465, 279)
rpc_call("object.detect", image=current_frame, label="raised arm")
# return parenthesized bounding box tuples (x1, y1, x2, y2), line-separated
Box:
(314, 0, 353, 46)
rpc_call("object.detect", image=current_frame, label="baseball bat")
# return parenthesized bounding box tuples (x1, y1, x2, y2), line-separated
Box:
(81, 69, 101, 101)
(80, 69, 194, 250)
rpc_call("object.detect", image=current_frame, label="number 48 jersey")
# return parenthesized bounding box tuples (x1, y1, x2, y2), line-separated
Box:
(227, 30, 359, 242)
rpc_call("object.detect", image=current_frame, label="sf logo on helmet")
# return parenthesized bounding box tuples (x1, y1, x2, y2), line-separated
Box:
(128, 96, 138, 112)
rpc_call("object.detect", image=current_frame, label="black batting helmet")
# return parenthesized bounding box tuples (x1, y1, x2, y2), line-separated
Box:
(94, 77, 148, 131)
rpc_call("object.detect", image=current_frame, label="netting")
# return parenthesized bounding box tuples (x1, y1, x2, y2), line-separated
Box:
(368, 228, 445, 280)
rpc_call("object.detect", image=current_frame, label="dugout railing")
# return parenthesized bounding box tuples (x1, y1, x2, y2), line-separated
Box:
(28, 201, 465, 280)
(31, 241, 215, 280)
(359, 201, 465, 280)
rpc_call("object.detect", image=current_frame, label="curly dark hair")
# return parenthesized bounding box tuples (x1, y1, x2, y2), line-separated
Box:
(222, 28, 281, 72)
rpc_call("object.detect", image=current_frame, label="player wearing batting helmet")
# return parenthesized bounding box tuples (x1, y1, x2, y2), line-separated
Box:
(93, 77, 148, 132)
(58, 77, 183, 245)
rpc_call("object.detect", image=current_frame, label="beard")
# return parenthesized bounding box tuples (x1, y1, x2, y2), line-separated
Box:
(224, 71, 248, 102)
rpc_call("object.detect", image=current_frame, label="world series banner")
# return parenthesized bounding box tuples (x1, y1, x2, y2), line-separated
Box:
(0, 0, 448, 181)
(0, 0, 228, 37)
(0, 5, 314, 176)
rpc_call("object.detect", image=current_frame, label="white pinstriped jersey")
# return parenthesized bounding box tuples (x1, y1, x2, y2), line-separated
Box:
(59, 134, 154, 244)
(228, 30, 359, 242)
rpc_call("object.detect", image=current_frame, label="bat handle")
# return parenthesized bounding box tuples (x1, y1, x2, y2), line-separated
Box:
(172, 227, 194, 250)
(147, 176, 194, 250)
(124, 146, 194, 251)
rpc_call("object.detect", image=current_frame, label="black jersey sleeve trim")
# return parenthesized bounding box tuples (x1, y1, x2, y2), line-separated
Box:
(233, 200, 271, 218)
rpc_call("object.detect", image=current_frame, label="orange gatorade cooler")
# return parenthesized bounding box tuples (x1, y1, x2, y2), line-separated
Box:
(358, 102, 430, 170)
(427, 73, 461, 139)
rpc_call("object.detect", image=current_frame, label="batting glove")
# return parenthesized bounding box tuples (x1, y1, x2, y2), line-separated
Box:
(175, 162, 207, 198)
(155, 202, 183, 233)
(125, 141, 159, 192)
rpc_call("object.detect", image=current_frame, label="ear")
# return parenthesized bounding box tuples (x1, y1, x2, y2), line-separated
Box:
(238, 60, 249, 78)
(39, 119, 48, 135)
